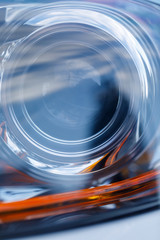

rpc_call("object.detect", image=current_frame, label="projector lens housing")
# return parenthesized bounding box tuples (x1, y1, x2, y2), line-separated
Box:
(0, 0, 160, 237)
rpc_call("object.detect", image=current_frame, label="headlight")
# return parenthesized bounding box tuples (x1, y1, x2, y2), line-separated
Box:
(0, 0, 160, 238)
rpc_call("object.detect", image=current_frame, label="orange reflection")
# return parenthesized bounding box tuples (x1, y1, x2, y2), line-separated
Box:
(0, 169, 159, 224)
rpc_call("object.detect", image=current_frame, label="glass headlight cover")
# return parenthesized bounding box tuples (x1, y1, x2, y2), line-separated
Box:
(0, 0, 160, 238)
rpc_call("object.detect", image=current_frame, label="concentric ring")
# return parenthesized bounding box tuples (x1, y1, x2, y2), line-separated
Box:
(0, 2, 160, 188)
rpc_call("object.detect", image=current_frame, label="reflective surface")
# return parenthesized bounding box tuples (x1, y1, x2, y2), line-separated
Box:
(12, 209, 160, 240)
(0, 1, 160, 182)
(0, 0, 160, 238)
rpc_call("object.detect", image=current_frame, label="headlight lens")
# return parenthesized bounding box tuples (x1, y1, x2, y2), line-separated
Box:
(0, 0, 160, 237)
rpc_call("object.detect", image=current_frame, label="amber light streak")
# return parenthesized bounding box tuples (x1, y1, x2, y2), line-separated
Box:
(80, 131, 131, 173)
(0, 125, 159, 223)
(0, 169, 159, 224)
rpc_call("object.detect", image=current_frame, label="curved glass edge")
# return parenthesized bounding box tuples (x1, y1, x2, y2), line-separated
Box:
(0, 0, 160, 183)
(0, 202, 160, 239)
(0, 1, 160, 238)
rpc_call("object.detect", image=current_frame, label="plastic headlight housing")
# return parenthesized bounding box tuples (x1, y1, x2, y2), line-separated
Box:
(0, 0, 160, 238)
